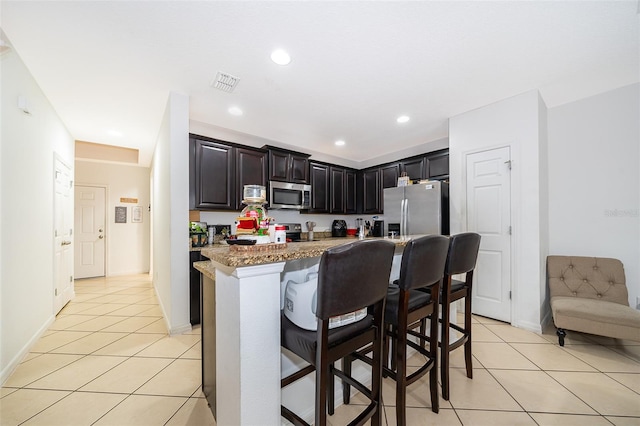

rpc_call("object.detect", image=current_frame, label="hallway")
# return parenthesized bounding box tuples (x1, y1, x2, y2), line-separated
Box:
(1, 275, 214, 425)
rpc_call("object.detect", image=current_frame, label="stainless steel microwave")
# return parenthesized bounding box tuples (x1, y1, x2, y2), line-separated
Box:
(269, 181, 311, 210)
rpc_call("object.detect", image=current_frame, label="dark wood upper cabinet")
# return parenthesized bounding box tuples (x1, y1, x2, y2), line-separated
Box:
(345, 170, 357, 214)
(380, 163, 400, 189)
(235, 148, 268, 209)
(362, 168, 381, 214)
(290, 155, 310, 183)
(190, 135, 447, 214)
(309, 162, 329, 213)
(190, 135, 268, 211)
(193, 138, 235, 210)
(268, 150, 289, 181)
(426, 150, 449, 180)
(330, 166, 345, 214)
(266, 147, 310, 184)
(401, 157, 426, 181)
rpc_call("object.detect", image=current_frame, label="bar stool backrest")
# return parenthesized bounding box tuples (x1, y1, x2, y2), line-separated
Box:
(398, 235, 450, 291)
(445, 233, 481, 276)
(316, 239, 395, 320)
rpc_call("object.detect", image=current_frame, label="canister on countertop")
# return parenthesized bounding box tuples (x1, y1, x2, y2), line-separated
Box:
(275, 225, 287, 244)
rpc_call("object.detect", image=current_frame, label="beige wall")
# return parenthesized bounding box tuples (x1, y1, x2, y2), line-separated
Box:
(75, 160, 151, 276)
(151, 92, 190, 335)
(1, 38, 75, 383)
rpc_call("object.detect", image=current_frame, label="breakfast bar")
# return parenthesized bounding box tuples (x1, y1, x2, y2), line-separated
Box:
(196, 237, 413, 425)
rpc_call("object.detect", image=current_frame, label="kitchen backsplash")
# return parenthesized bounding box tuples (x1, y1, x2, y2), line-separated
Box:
(195, 210, 380, 234)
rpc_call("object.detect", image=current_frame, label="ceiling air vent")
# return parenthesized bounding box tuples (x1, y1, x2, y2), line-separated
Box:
(211, 72, 240, 93)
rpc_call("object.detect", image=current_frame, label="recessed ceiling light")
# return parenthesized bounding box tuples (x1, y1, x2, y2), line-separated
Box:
(228, 106, 243, 116)
(271, 49, 291, 65)
(396, 115, 410, 124)
(335, 140, 345, 146)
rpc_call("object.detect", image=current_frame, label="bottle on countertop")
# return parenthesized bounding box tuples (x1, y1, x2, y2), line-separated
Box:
(274, 225, 286, 244)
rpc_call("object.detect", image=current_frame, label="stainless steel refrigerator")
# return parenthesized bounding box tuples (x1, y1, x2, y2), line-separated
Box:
(383, 181, 449, 236)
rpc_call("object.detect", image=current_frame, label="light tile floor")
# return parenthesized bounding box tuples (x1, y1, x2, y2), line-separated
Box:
(1, 274, 639, 425)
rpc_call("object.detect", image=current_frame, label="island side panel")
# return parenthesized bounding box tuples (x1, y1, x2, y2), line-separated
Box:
(214, 262, 285, 426)
(201, 274, 216, 417)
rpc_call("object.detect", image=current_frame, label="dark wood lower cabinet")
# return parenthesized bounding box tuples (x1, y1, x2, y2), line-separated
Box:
(189, 251, 202, 325)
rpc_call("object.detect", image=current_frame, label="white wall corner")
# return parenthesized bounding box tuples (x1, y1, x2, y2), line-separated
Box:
(449, 90, 546, 330)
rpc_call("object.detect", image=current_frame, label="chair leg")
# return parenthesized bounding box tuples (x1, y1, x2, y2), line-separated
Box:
(395, 321, 408, 426)
(342, 355, 352, 404)
(328, 362, 335, 415)
(464, 296, 473, 379)
(429, 310, 439, 413)
(440, 303, 451, 401)
(315, 329, 329, 426)
(390, 325, 398, 371)
(371, 326, 383, 426)
(557, 328, 566, 346)
(382, 325, 390, 375)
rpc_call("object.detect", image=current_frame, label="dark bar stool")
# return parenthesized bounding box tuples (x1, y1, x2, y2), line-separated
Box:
(343, 235, 450, 426)
(439, 232, 481, 401)
(280, 239, 395, 426)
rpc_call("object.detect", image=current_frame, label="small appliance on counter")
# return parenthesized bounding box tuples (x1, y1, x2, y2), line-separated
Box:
(372, 220, 385, 237)
(332, 219, 347, 237)
(279, 223, 302, 242)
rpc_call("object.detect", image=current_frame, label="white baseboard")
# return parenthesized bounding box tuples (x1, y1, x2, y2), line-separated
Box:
(1, 315, 55, 386)
(514, 319, 543, 334)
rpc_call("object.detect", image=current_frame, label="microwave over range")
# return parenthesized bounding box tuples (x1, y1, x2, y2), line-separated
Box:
(269, 181, 311, 210)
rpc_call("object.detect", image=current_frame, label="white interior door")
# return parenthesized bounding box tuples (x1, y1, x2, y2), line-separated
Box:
(54, 157, 74, 314)
(466, 147, 512, 322)
(74, 185, 106, 279)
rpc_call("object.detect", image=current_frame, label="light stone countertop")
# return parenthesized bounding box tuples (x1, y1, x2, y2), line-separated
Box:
(199, 236, 419, 268)
(193, 260, 216, 280)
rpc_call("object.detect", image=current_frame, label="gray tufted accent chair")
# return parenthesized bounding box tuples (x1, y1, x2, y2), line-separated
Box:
(547, 255, 640, 345)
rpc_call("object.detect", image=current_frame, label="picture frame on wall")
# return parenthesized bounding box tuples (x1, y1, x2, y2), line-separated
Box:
(115, 206, 127, 223)
(132, 206, 143, 223)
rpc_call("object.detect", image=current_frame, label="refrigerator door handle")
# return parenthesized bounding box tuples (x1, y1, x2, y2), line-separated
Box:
(402, 198, 407, 236)
(399, 198, 404, 237)
(404, 197, 408, 236)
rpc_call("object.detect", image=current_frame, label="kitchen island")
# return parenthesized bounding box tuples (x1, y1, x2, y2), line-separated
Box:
(196, 236, 414, 426)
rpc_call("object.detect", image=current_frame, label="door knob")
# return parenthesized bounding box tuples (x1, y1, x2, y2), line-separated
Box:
(99, 235, 104, 239)
(98, 228, 103, 232)
(61, 240, 71, 246)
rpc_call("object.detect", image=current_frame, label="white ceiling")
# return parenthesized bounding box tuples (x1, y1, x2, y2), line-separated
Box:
(2, 1, 638, 167)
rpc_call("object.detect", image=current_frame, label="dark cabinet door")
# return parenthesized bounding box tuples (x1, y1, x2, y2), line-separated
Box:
(189, 251, 202, 325)
(235, 148, 267, 209)
(309, 162, 329, 212)
(194, 139, 235, 210)
(291, 154, 310, 184)
(381, 163, 400, 189)
(362, 168, 381, 214)
(268, 150, 290, 182)
(426, 151, 449, 180)
(345, 170, 357, 214)
(330, 166, 345, 214)
(268, 149, 310, 183)
(401, 157, 426, 181)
